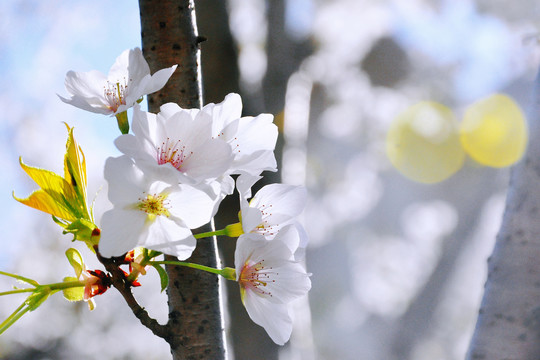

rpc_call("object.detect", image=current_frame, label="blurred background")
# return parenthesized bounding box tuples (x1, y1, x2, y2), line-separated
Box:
(1, 0, 540, 359)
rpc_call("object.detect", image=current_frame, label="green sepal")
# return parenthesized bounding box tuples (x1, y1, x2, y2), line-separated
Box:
(62, 218, 99, 247)
(25, 287, 53, 311)
(62, 277, 84, 302)
(224, 222, 244, 237)
(151, 264, 169, 292)
(220, 267, 236, 281)
(115, 111, 129, 134)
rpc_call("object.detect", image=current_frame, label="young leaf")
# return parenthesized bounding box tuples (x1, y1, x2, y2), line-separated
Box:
(151, 264, 169, 292)
(63, 123, 89, 217)
(62, 276, 84, 302)
(25, 287, 53, 311)
(65, 248, 84, 278)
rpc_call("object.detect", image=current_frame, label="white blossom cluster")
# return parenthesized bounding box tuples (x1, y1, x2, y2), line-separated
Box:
(61, 47, 311, 345)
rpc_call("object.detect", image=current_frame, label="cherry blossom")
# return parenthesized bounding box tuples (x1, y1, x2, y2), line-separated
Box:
(114, 104, 233, 193)
(201, 93, 278, 178)
(99, 156, 215, 259)
(59, 48, 177, 116)
(235, 227, 311, 345)
(236, 175, 308, 257)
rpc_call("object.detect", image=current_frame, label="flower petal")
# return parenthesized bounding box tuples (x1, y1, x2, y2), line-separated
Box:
(237, 174, 263, 200)
(251, 184, 307, 220)
(63, 70, 107, 98)
(143, 65, 178, 94)
(144, 216, 196, 259)
(108, 48, 147, 82)
(243, 291, 293, 345)
(241, 206, 264, 234)
(99, 208, 147, 257)
(203, 93, 243, 136)
(166, 185, 215, 228)
(181, 138, 233, 182)
(59, 70, 112, 115)
(58, 93, 112, 115)
(104, 156, 147, 205)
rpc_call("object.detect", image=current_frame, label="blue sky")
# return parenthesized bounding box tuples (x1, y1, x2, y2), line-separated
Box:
(0, 1, 141, 266)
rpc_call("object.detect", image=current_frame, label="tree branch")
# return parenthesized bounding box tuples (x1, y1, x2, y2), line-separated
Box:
(466, 77, 540, 358)
(138, 1, 226, 358)
(95, 250, 170, 341)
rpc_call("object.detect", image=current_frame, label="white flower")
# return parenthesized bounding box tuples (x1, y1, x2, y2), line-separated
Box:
(201, 93, 278, 177)
(237, 175, 308, 256)
(158, 94, 278, 197)
(99, 156, 215, 259)
(235, 227, 311, 345)
(59, 48, 177, 116)
(114, 104, 234, 191)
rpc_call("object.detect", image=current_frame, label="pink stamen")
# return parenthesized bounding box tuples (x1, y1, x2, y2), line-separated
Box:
(239, 259, 277, 297)
(103, 78, 130, 112)
(156, 137, 193, 171)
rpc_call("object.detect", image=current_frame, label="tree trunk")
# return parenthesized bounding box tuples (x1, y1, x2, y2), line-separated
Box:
(466, 77, 540, 359)
(138, 1, 226, 359)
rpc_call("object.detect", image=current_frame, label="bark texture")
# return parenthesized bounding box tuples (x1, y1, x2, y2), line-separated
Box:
(466, 78, 540, 359)
(138, 1, 226, 359)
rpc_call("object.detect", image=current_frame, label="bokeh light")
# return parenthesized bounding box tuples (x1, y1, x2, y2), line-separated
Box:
(460, 93, 528, 168)
(386, 101, 465, 184)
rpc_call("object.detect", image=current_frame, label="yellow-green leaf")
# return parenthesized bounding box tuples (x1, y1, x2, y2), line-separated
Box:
(25, 288, 52, 311)
(13, 189, 77, 222)
(18, 158, 83, 219)
(65, 248, 84, 278)
(63, 123, 88, 214)
(62, 276, 84, 302)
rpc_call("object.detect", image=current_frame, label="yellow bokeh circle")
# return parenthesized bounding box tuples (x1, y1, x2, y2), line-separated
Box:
(460, 94, 527, 168)
(386, 101, 465, 184)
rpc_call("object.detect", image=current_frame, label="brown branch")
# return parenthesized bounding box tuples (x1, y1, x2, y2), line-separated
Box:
(95, 250, 170, 341)
(138, 1, 226, 359)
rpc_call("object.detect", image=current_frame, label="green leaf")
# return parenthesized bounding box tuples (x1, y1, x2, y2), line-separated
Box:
(0, 301, 31, 335)
(151, 264, 169, 292)
(14, 124, 94, 230)
(62, 276, 84, 302)
(63, 123, 89, 219)
(65, 248, 84, 278)
(25, 287, 52, 311)
(0, 270, 39, 287)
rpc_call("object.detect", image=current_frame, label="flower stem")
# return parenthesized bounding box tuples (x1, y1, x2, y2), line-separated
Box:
(149, 260, 235, 280)
(0, 270, 38, 286)
(194, 222, 244, 239)
(0, 289, 35, 296)
(0, 301, 30, 335)
(194, 228, 227, 239)
(45, 280, 86, 291)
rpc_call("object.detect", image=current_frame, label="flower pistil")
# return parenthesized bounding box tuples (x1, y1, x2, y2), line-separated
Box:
(239, 258, 276, 300)
(104, 78, 129, 112)
(136, 193, 171, 218)
(156, 137, 193, 170)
